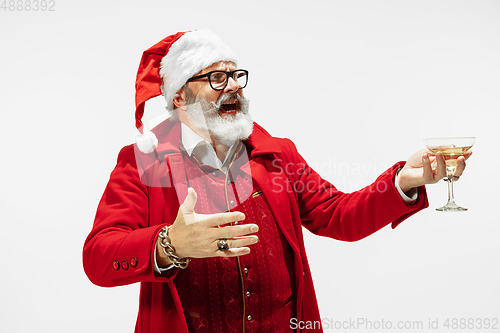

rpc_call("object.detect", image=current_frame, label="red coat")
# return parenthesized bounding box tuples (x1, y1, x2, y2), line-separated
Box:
(83, 119, 428, 333)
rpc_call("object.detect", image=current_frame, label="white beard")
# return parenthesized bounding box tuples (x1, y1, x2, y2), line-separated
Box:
(185, 91, 253, 146)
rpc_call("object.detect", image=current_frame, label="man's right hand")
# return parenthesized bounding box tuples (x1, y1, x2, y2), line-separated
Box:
(156, 187, 259, 268)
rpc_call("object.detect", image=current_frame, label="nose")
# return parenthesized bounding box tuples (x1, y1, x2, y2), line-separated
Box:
(223, 77, 240, 94)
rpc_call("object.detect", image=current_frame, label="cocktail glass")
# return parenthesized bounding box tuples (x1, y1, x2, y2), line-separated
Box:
(424, 137, 475, 212)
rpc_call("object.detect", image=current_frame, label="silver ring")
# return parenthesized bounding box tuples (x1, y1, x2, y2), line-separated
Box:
(217, 239, 229, 252)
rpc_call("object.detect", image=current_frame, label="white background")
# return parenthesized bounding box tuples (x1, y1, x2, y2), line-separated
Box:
(1, 1, 499, 332)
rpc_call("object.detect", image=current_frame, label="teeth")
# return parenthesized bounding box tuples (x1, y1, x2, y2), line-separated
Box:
(219, 100, 238, 113)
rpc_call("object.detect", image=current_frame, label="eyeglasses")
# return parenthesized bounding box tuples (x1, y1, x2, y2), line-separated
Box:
(186, 69, 248, 91)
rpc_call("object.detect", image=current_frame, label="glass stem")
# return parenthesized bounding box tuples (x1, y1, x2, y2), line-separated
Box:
(446, 178, 456, 205)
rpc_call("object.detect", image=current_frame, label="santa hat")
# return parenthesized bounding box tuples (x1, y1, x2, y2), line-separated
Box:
(134, 30, 238, 153)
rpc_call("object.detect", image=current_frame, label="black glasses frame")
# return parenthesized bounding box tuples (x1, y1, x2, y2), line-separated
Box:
(186, 69, 248, 91)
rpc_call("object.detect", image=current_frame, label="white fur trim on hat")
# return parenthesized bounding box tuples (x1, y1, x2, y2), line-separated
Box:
(159, 30, 238, 111)
(134, 128, 158, 154)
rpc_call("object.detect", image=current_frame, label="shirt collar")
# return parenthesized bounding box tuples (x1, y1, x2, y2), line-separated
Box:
(181, 122, 208, 157)
(180, 122, 238, 172)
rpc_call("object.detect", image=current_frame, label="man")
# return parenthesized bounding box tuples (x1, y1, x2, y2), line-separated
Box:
(83, 30, 469, 333)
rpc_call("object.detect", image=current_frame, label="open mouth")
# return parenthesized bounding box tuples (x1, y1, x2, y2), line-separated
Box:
(218, 100, 239, 114)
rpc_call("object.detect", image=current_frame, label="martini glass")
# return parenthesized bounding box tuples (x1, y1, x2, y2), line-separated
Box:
(424, 137, 475, 212)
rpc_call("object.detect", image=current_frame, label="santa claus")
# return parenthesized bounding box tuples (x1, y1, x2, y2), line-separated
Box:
(83, 29, 470, 333)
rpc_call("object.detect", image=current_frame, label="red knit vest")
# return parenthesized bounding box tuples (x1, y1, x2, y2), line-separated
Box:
(174, 144, 295, 333)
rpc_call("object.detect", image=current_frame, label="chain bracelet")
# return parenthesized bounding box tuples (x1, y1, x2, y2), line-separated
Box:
(158, 226, 190, 269)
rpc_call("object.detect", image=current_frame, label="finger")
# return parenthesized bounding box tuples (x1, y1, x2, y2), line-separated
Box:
(422, 153, 434, 183)
(427, 153, 436, 164)
(463, 150, 472, 160)
(214, 236, 259, 257)
(203, 211, 246, 227)
(217, 247, 252, 257)
(434, 152, 447, 180)
(454, 156, 467, 177)
(220, 236, 259, 250)
(214, 224, 259, 239)
(180, 188, 197, 215)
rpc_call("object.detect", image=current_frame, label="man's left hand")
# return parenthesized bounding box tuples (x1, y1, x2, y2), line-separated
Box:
(397, 149, 472, 194)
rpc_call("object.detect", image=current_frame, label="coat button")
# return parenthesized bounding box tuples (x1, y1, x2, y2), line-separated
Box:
(245, 291, 251, 297)
(130, 257, 138, 267)
(244, 267, 248, 274)
(230, 200, 235, 206)
(112, 261, 120, 270)
(247, 315, 252, 321)
(121, 260, 129, 270)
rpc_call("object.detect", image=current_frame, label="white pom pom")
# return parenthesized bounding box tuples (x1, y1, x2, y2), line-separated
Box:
(134, 129, 158, 154)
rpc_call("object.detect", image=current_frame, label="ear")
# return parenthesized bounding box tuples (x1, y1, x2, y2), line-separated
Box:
(172, 87, 186, 109)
